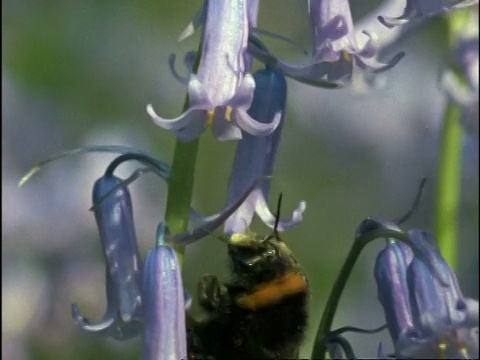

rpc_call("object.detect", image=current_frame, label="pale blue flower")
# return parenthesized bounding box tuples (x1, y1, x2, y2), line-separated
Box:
(223, 67, 306, 235)
(142, 224, 187, 360)
(375, 230, 479, 359)
(379, 0, 478, 28)
(147, 0, 281, 141)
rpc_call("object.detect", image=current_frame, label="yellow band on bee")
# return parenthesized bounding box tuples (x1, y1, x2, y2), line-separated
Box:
(235, 272, 308, 310)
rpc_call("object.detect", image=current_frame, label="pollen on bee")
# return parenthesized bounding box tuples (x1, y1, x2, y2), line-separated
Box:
(205, 110, 215, 128)
(225, 106, 233, 121)
(230, 233, 256, 247)
(343, 52, 352, 62)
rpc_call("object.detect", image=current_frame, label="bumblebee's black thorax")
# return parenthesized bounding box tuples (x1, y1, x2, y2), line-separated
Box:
(188, 236, 309, 359)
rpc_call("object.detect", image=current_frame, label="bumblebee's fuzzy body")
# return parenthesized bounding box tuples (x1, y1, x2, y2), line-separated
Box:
(187, 234, 309, 359)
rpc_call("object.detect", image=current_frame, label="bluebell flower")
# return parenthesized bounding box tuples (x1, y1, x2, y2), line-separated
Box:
(249, 0, 404, 87)
(142, 224, 187, 360)
(375, 230, 479, 359)
(147, 0, 281, 142)
(70, 168, 260, 354)
(378, 0, 478, 28)
(72, 174, 143, 340)
(171, 175, 271, 245)
(223, 67, 306, 235)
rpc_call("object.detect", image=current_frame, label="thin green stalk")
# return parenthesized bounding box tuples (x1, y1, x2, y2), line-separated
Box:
(165, 138, 199, 264)
(434, 101, 462, 271)
(432, 9, 471, 272)
(164, 45, 203, 265)
(311, 225, 408, 359)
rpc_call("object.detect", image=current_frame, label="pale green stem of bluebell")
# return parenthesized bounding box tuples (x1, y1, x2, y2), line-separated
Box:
(164, 46, 203, 266)
(311, 226, 409, 359)
(434, 9, 470, 271)
(165, 138, 199, 265)
(434, 102, 462, 271)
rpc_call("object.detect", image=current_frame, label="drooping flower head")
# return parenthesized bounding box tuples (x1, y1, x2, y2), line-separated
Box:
(147, 0, 281, 141)
(375, 230, 479, 359)
(72, 173, 143, 340)
(223, 66, 305, 235)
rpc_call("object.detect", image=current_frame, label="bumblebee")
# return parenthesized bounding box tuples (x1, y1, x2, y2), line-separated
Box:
(187, 231, 309, 359)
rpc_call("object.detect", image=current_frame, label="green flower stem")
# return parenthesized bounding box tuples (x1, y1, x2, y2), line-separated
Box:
(311, 226, 408, 359)
(165, 137, 199, 264)
(434, 101, 462, 271)
(432, 9, 470, 272)
(164, 46, 203, 266)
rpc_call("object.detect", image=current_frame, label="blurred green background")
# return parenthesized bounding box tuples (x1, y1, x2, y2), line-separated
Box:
(3, 1, 478, 359)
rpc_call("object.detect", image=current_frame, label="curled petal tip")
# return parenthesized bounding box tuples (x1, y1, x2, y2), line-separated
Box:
(18, 167, 40, 188)
(377, 16, 397, 29)
(255, 195, 306, 232)
(178, 23, 195, 42)
(71, 303, 115, 334)
(299, 201, 307, 212)
(147, 104, 201, 132)
(168, 54, 189, 85)
(236, 109, 282, 136)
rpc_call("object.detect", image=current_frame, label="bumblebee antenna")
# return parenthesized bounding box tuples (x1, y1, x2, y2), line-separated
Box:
(393, 177, 427, 225)
(273, 192, 283, 238)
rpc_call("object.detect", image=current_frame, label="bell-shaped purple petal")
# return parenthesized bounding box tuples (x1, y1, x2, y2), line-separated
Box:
(148, 1, 278, 141)
(142, 242, 186, 360)
(375, 230, 479, 359)
(378, 0, 478, 29)
(224, 67, 306, 235)
(375, 239, 415, 343)
(72, 174, 143, 340)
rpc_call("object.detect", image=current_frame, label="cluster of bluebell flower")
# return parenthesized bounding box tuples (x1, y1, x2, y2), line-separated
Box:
(375, 230, 478, 359)
(20, 0, 478, 359)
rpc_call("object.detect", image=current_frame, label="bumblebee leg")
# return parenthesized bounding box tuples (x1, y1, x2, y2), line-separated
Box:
(198, 274, 230, 314)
